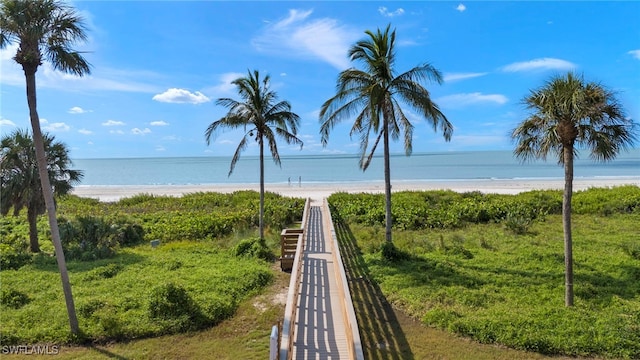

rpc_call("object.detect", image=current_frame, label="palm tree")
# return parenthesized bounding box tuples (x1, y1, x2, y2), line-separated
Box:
(1, 129, 83, 253)
(0, 0, 91, 334)
(512, 72, 637, 307)
(320, 25, 452, 246)
(205, 70, 303, 240)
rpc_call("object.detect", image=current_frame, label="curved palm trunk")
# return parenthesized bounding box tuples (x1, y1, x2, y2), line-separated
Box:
(383, 120, 393, 243)
(24, 67, 79, 333)
(562, 146, 574, 307)
(27, 206, 41, 253)
(259, 136, 265, 240)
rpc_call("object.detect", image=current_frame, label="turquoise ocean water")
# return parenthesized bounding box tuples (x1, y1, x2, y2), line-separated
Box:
(72, 150, 640, 186)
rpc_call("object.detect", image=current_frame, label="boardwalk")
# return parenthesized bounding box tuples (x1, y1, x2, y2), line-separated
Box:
(292, 205, 350, 359)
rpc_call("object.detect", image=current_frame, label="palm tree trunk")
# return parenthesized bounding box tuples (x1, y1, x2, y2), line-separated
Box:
(562, 146, 574, 307)
(259, 136, 265, 240)
(24, 67, 79, 333)
(383, 119, 393, 243)
(27, 207, 41, 253)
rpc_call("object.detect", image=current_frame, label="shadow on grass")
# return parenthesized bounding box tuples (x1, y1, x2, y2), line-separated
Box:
(31, 251, 145, 273)
(333, 217, 414, 360)
(87, 345, 130, 360)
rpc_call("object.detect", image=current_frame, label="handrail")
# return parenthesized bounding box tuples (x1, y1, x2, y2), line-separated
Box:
(279, 197, 310, 360)
(323, 199, 365, 360)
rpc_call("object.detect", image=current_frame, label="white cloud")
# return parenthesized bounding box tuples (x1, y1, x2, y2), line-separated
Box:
(0, 118, 16, 127)
(1, 44, 160, 93)
(436, 92, 508, 108)
(78, 129, 93, 135)
(152, 88, 210, 104)
(155, 146, 166, 152)
(456, 4, 467, 12)
(102, 120, 125, 126)
(109, 130, 124, 135)
(217, 139, 234, 145)
(40, 119, 71, 132)
(68, 106, 91, 114)
(628, 50, 640, 60)
(502, 58, 576, 72)
(132, 128, 151, 135)
(379, 7, 405, 17)
(150, 121, 169, 126)
(443, 72, 488, 82)
(252, 9, 360, 70)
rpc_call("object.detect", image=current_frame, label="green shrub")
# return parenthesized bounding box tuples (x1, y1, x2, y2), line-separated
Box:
(621, 241, 640, 260)
(1, 288, 30, 309)
(0, 246, 31, 270)
(147, 283, 206, 332)
(82, 263, 123, 281)
(59, 216, 145, 261)
(504, 211, 534, 235)
(78, 298, 108, 318)
(233, 237, 273, 261)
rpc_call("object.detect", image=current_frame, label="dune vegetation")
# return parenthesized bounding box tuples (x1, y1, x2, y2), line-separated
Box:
(0, 191, 304, 345)
(329, 185, 640, 359)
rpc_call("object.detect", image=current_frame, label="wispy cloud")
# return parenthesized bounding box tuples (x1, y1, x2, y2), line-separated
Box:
(456, 4, 467, 12)
(436, 92, 508, 108)
(0, 44, 161, 93)
(502, 58, 576, 72)
(379, 7, 405, 17)
(152, 88, 210, 104)
(628, 49, 640, 60)
(78, 129, 93, 135)
(102, 120, 126, 126)
(443, 72, 488, 82)
(0, 118, 16, 127)
(68, 106, 91, 114)
(150, 121, 169, 126)
(132, 128, 151, 135)
(203, 72, 245, 97)
(252, 9, 359, 70)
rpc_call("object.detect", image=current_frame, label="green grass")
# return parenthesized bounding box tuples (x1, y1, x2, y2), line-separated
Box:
(0, 241, 274, 345)
(339, 214, 640, 359)
(1, 263, 292, 360)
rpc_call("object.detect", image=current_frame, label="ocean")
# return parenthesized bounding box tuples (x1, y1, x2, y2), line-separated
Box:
(72, 150, 640, 186)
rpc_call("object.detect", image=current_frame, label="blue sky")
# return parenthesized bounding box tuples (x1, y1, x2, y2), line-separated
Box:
(1, 1, 639, 159)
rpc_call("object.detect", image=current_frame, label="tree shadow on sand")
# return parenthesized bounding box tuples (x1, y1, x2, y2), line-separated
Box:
(333, 215, 414, 360)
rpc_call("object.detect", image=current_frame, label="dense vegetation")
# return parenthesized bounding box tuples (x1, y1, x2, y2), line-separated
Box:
(329, 186, 640, 359)
(0, 191, 304, 344)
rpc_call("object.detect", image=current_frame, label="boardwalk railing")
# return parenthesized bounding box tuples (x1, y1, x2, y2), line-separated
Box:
(323, 199, 365, 360)
(278, 198, 311, 360)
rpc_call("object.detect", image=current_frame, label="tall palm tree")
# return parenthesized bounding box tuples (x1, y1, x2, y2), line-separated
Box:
(320, 25, 452, 245)
(1, 129, 83, 253)
(205, 70, 303, 240)
(0, 0, 91, 333)
(512, 72, 637, 307)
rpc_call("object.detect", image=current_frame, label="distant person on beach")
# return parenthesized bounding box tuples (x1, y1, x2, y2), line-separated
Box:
(298, 176, 301, 187)
(288, 177, 291, 186)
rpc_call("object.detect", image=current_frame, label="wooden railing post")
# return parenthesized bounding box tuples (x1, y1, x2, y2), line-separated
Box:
(323, 199, 365, 360)
(278, 198, 310, 360)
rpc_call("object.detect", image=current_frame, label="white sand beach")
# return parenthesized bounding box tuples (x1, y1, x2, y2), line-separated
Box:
(72, 177, 640, 202)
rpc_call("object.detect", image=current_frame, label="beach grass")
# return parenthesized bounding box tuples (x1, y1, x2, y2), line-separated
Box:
(330, 186, 640, 359)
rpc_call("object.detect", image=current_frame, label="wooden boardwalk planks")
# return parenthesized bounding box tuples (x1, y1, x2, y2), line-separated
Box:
(292, 206, 350, 360)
